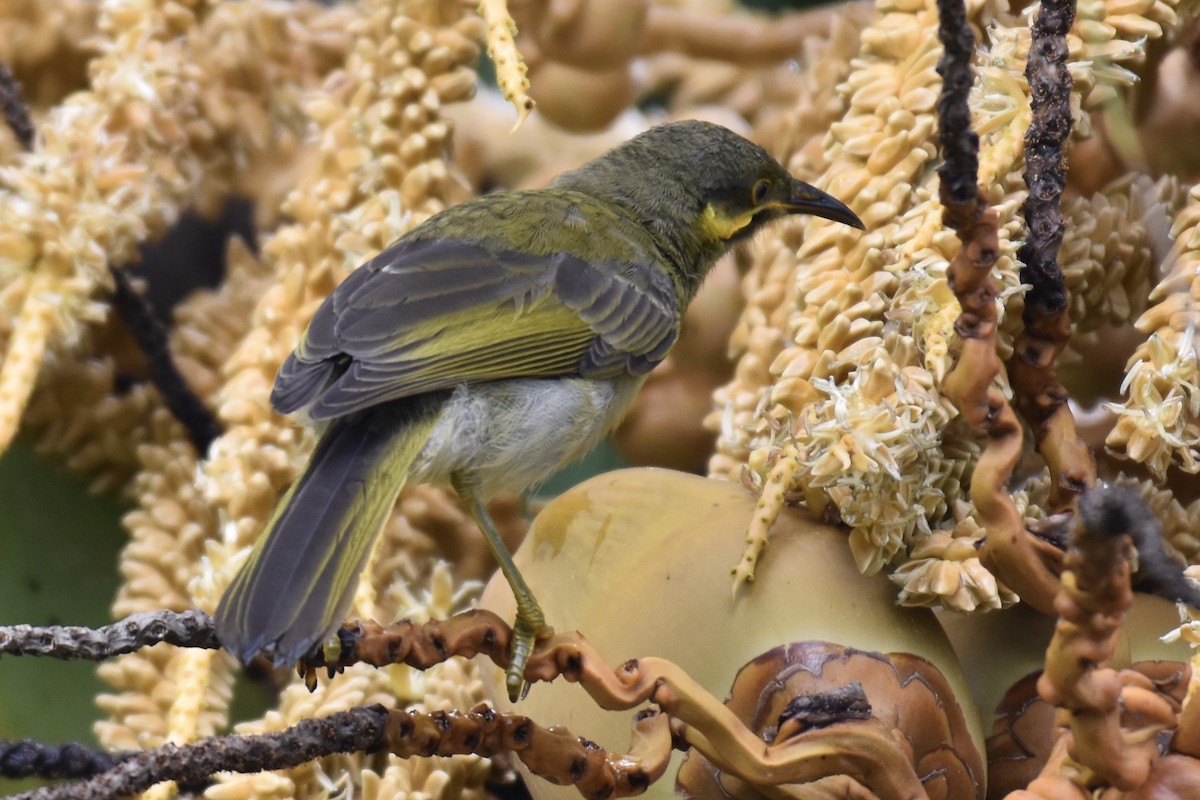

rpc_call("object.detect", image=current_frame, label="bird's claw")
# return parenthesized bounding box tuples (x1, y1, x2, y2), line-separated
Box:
(506, 608, 553, 702)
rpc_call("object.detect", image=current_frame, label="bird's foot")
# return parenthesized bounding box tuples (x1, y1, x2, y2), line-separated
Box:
(297, 633, 346, 691)
(506, 599, 553, 702)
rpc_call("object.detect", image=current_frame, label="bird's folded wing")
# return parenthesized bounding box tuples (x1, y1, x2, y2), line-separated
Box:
(272, 234, 680, 420)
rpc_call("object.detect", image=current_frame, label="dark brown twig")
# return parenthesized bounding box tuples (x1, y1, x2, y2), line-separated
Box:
(11, 704, 672, 800)
(1006, 0, 1096, 512)
(303, 611, 510, 671)
(0, 740, 128, 781)
(934, 0, 1063, 614)
(13, 706, 391, 800)
(0, 610, 218, 660)
(934, 0, 978, 206)
(1017, 0, 1075, 320)
(108, 269, 222, 455)
(0, 59, 34, 149)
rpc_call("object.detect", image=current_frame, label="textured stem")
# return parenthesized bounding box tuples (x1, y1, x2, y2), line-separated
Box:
(0, 740, 126, 781)
(15, 706, 391, 800)
(1018, 0, 1075, 319)
(109, 269, 223, 456)
(934, 0, 979, 206)
(478, 0, 534, 127)
(13, 703, 673, 800)
(0, 610, 218, 660)
(1031, 487, 1181, 791)
(0, 58, 33, 149)
(934, 0, 1066, 614)
(1008, 0, 1095, 512)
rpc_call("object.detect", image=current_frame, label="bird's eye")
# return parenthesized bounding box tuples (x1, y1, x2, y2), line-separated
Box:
(751, 179, 771, 205)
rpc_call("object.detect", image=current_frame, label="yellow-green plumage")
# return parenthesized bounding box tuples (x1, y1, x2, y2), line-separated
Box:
(214, 120, 862, 699)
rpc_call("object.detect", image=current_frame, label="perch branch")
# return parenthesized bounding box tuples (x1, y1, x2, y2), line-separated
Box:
(298, 611, 512, 687)
(0, 610, 218, 660)
(318, 619, 930, 799)
(1008, 0, 1095, 511)
(934, 0, 1061, 614)
(5, 609, 930, 798)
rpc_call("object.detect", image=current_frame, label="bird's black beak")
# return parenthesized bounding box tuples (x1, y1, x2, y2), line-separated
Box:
(785, 180, 865, 229)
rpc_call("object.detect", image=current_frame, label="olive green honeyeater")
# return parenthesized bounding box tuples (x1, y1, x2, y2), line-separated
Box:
(214, 120, 863, 699)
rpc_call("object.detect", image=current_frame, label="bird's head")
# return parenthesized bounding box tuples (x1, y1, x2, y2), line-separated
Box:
(657, 121, 865, 244)
(553, 120, 863, 278)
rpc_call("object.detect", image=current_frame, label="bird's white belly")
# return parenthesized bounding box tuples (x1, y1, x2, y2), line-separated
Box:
(410, 375, 645, 497)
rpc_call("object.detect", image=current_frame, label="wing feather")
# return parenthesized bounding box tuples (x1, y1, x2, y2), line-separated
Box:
(271, 193, 682, 421)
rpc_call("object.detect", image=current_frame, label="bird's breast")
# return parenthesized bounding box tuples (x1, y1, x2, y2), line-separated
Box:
(409, 375, 645, 498)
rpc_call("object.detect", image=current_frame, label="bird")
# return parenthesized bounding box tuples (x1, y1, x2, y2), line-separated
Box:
(214, 119, 864, 701)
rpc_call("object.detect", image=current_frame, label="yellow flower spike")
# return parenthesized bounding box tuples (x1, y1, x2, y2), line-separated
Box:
(917, 281, 963, 382)
(477, 0, 534, 129)
(732, 442, 800, 592)
(1056, 175, 1171, 332)
(164, 646, 218, 740)
(734, 14, 1036, 594)
(0, 271, 55, 453)
(95, 402, 236, 754)
(141, 648, 221, 800)
(0, 0, 215, 452)
(1107, 180, 1200, 477)
(352, 535, 382, 626)
(2, 0, 350, 477)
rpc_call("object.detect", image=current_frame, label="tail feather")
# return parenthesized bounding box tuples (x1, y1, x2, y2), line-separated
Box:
(215, 394, 446, 665)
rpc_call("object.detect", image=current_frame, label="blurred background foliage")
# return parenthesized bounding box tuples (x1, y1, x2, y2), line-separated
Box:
(0, 444, 125, 789)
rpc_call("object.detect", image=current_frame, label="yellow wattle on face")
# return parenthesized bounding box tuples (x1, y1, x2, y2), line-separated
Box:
(698, 203, 758, 241)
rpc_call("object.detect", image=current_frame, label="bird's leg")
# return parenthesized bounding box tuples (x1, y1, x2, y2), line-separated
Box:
(453, 477, 552, 701)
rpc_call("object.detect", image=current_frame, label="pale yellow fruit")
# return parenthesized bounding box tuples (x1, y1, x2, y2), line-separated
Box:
(533, 0, 648, 71)
(528, 59, 635, 132)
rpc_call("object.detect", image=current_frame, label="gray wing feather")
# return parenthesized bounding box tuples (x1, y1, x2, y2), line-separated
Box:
(271, 231, 680, 421)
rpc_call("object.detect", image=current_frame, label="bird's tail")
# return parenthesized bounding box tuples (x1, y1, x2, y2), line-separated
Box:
(215, 395, 445, 665)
